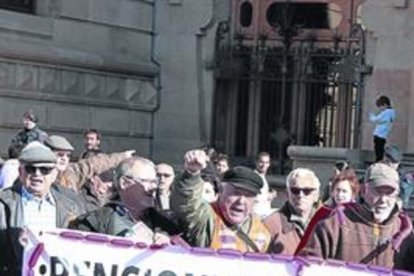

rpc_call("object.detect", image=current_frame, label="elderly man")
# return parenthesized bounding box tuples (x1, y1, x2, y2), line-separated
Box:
(154, 163, 175, 211)
(0, 142, 84, 275)
(171, 149, 271, 252)
(71, 157, 181, 242)
(79, 169, 114, 213)
(298, 163, 413, 270)
(44, 135, 134, 192)
(264, 168, 321, 255)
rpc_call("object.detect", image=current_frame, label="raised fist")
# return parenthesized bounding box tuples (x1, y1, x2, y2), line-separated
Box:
(184, 150, 208, 174)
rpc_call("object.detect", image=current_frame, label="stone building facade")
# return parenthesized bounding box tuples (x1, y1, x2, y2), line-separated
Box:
(0, 0, 413, 169)
(0, 0, 226, 165)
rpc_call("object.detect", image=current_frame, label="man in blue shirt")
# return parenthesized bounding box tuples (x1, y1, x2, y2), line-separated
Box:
(369, 96, 396, 162)
(0, 142, 84, 275)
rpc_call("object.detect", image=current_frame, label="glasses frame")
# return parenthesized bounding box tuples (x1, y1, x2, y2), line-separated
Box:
(290, 187, 316, 196)
(24, 165, 55, 175)
(123, 175, 159, 186)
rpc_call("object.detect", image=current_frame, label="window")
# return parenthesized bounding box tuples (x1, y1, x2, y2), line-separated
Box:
(266, 2, 329, 29)
(240, 1, 253, 27)
(0, 0, 35, 14)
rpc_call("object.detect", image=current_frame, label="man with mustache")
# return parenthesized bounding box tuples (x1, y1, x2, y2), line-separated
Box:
(171, 149, 271, 252)
(298, 163, 413, 271)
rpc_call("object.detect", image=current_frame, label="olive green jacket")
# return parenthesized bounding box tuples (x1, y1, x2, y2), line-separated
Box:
(170, 171, 253, 248)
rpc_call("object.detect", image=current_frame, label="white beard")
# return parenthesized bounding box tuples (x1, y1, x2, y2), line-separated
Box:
(372, 206, 394, 223)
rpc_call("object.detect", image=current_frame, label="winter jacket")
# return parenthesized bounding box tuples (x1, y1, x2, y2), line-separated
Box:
(71, 202, 182, 237)
(0, 182, 84, 275)
(10, 126, 47, 148)
(369, 108, 396, 139)
(264, 202, 314, 255)
(170, 171, 270, 252)
(298, 202, 413, 270)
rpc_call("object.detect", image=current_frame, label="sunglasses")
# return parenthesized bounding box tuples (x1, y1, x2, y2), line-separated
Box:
(290, 187, 316, 196)
(24, 165, 54, 175)
(157, 173, 172, 178)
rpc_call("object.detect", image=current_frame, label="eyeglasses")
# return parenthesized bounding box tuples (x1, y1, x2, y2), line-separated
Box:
(123, 175, 158, 186)
(24, 165, 54, 175)
(157, 173, 172, 178)
(55, 152, 71, 158)
(290, 187, 316, 196)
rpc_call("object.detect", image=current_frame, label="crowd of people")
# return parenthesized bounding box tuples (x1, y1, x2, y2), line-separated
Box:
(0, 110, 414, 275)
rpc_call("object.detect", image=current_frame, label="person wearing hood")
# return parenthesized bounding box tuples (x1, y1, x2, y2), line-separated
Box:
(369, 95, 396, 162)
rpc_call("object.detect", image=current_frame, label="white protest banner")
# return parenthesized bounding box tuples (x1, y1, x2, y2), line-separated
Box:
(22, 228, 407, 276)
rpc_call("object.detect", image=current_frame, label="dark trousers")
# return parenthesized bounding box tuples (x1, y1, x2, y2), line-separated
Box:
(374, 135, 386, 162)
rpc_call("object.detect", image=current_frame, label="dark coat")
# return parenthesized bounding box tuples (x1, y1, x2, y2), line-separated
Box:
(78, 181, 110, 214)
(71, 202, 183, 237)
(10, 126, 47, 148)
(298, 202, 413, 270)
(263, 202, 306, 255)
(0, 182, 85, 275)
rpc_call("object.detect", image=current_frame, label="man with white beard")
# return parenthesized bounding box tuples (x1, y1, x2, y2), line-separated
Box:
(298, 163, 413, 271)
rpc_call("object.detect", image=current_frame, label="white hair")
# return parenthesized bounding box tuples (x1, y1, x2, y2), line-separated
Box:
(113, 156, 155, 191)
(286, 168, 321, 189)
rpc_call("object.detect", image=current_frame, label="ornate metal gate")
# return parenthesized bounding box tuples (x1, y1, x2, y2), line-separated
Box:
(212, 18, 368, 173)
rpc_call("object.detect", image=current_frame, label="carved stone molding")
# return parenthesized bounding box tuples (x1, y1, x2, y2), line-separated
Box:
(0, 59, 158, 111)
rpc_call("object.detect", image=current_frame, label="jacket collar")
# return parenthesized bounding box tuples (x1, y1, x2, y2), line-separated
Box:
(345, 201, 399, 227)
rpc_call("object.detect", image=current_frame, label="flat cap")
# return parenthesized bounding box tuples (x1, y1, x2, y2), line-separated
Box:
(222, 166, 263, 195)
(45, 135, 74, 151)
(365, 163, 399, 190)
(19, 141, 57, 164)
(384, 145, 402, 163)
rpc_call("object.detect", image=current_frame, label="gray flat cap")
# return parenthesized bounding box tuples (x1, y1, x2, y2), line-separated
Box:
(19, 142, 57, 163)
(45, 135, 74, 151)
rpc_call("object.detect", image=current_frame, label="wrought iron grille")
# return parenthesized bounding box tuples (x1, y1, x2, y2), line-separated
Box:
(212, 20, 367, 173)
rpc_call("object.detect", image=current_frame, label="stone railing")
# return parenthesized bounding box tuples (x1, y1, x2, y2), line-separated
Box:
(286, 146, 375, 188)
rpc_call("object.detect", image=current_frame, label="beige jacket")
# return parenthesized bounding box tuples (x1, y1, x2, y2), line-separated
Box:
(58, 152, 128, 192)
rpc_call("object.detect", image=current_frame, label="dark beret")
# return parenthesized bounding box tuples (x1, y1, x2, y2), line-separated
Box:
(222, 166, 263, 195)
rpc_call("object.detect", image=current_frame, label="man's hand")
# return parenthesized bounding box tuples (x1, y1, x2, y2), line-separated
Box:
(184, 150, 207, 175)
(19, 228, 29, 247)
(153, 233, 170, 245)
